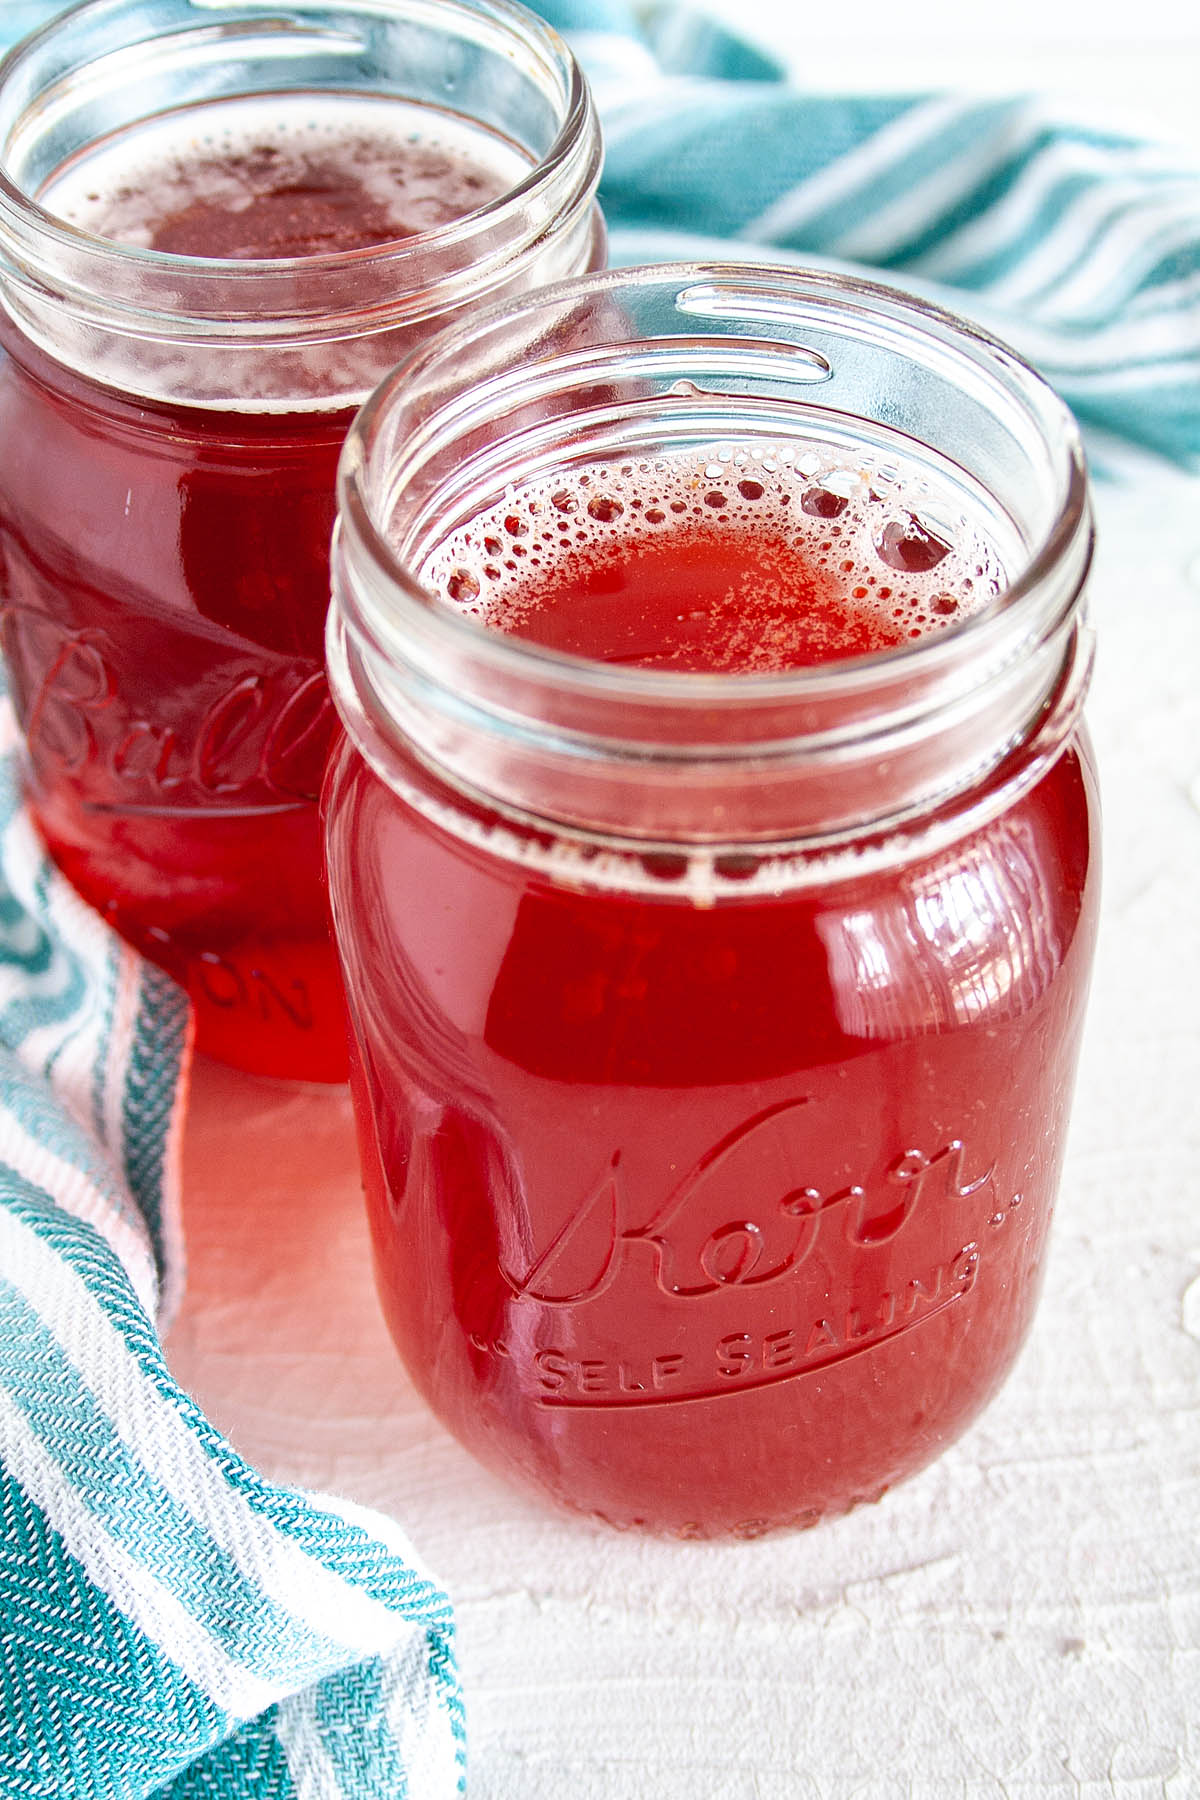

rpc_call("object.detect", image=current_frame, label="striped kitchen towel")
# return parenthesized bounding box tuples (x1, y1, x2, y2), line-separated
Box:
(0, 685, 465, 1797)
(546, 0, 1200, 467)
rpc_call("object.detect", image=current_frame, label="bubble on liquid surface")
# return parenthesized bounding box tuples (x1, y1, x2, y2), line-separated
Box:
(446, 569, 480, 604)
(801, 485, 849, 519)
(875, 513, 952, 574)
(587, 495, 624, 523)
(36, 91, 529, 255)
(420, 442, 1010, 658)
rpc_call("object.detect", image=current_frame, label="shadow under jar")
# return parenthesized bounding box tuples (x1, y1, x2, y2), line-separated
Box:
(0, 0, 604, 1079)
(325, 264, 1100, 1536)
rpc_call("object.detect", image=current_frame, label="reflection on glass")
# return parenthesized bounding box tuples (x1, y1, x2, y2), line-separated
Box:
(822, 816, 1062, 1039)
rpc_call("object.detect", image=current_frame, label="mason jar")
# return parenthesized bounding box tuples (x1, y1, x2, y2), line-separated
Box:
(0, 0, 604, 1078)
(325, 264, 1099, 1536)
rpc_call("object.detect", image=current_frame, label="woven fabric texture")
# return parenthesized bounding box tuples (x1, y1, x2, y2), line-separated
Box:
(562, 1, 1200, 466)
(0, 689, 465, 1798)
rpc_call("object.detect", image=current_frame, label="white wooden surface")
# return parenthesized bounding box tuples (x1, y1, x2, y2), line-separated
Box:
(165, 14, 1200, 1793)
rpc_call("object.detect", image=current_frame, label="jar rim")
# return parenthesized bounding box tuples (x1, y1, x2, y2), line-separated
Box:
(0, 0, 599, 321)
(330, 261, 1094, 846)
(337, 259, 1091, 707)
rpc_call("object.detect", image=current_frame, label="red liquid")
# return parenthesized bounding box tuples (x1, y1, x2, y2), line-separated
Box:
(326, 491, 1099, 1535)
(494, 518, 909, 668)
(0, 108, 519, 1079)
(47, 111, 514, 257)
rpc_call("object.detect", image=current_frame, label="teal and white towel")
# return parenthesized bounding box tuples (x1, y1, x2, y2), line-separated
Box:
(0, 686, 465, 1798)
(558, 0, 1200, 468)
(2, 2, 1200, 1796)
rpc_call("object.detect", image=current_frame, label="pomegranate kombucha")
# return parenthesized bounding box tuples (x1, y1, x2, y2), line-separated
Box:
(325, 439, 1099, 1535)
(1, 100, 522, 1079)
(0, 1, 604, 1079)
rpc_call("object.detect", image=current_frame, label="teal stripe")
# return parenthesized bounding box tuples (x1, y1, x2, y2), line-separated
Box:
(0, 1463, 231, 1800)
(120, 961, 187, 1280)
(0, 1280, 350, 1687)
(229, 1484, 457, 1632)
(766, 98, 1025, 254)
(0, 1051, 112, 1168)
(0, 1174, 453, 1634)
(0, 1169, 144, 1310)
(0, 862, 84, 1046)
(1012, 202, 1198, 317)
(941, 169, 1105, 292)
(0, 1182, 453, 1632)
(160, 1711, 298, 1799)
(1064, 231, 1200, 329)
(1067, 385, 1200, 466)
(0, 884, 53, 980)
(0, 1060, 148, 1249)
(2, 1173, 440, 1641)
(643, 9, 782, 83)
(878, 147, 1047, 273)
(599, 92, 916, 239)
(1128, 244, 1200, 305)
(314, 1656, 411, 1800)
(0, 1176, 461, 1785)
(896, 129, 1143, 279)
(536, 0, 640, 29)
(428, 1626, 468, 1794)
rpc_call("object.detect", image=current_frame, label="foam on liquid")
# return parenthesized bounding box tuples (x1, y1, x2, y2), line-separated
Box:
(38, 92, 531, 256)
(398, 442, 1018, 899)
(422, 443, 1007, 670)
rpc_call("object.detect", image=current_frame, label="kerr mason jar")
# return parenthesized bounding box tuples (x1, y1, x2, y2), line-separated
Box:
(325, 264, 1099, 1536)
(0, 0, 604, 1079)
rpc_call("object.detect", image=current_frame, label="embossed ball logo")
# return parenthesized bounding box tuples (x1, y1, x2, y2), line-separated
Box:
(2, 605, 337, 805)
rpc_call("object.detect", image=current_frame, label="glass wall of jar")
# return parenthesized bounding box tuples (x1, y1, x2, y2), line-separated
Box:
(0, 0, 604, 1078)
(326, 264, 1099, 1537)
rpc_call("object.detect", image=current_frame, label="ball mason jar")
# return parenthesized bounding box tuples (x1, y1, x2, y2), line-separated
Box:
(325, 264, 1099, 1536)
(0, 0, 604, 1079)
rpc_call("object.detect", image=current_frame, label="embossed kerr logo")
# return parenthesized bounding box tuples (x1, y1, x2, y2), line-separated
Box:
(502, 1100, 991, 1305)
(483, 1101, 1013, 1409)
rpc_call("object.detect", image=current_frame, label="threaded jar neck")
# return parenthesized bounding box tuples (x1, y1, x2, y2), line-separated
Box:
(0, 0, 603, 405)
(330, 263, 1093, 854)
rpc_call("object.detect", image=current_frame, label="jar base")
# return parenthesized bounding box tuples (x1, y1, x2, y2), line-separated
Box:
(31, 796, 350, 1083)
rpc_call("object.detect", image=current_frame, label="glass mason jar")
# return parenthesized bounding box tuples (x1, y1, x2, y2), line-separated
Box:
(0, 0, 604, 1080)
(325, 264, 1099, 1536)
